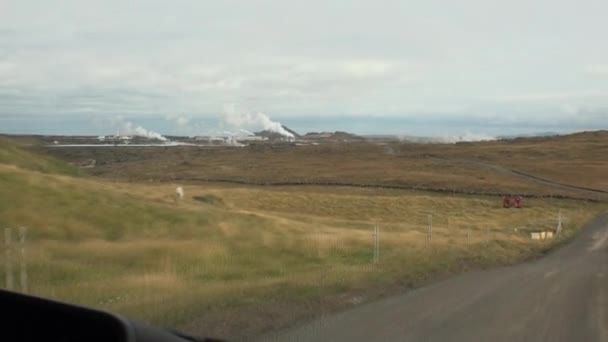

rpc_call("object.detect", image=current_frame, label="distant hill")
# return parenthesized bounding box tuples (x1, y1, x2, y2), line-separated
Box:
(497, 132, 561, 140)
(302, 131, 364, 142)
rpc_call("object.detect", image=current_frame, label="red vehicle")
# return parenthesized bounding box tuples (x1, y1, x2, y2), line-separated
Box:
(514, 196, 522, 209)
(503, 195, 512, 208)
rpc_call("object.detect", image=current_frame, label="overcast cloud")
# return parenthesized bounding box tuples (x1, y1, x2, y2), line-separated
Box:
(0, 0, 607, 135)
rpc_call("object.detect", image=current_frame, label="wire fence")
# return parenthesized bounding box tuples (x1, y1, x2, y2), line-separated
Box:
(0, 208, 573, 293)
(364, 208, 570, 264)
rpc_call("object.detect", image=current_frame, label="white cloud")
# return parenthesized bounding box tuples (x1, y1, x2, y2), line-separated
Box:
(166, 114, 191, 127)
(341, 61, 391, 78)
(0, 0, 607, 133)
(584, 65, 608, 78)
(488, 90, 608, 103)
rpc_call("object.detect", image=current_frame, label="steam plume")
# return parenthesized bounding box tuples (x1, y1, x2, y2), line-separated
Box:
(222, 104, 294, 138)
(113, 118, 168, 141)
(239, 129, 255, 136)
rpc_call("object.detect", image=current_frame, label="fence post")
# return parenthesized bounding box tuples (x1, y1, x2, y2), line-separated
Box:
(372, 225, 380, 264)
(19, 227, 28, 293)
(4, 228, 14, 291)
(556, 210, 563, 235)
(427, 214, 433, 247)
(376, 225, 380, 263)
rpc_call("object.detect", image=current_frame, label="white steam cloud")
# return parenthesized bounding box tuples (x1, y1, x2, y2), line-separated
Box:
(222, 104, 294, 138)
(112, 117, 168, 141)
(239, 129, 255, 136)
(123, 122, 168, 141)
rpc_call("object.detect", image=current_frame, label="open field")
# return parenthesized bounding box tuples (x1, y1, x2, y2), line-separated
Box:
(1, 135, 607, 340)
(38, 131, 608, 201)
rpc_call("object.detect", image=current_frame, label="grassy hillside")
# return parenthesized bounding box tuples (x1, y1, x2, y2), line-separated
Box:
(1, 138, 605, 339)
(0, 138, 79, 176)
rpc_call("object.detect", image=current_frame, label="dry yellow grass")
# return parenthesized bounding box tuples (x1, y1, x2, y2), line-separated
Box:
(1, 137, 606, 339)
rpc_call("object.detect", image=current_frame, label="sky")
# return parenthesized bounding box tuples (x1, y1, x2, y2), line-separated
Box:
(1, 0, 607, 137)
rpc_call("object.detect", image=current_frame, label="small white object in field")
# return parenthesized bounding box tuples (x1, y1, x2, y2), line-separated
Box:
(176, 186, 184, 200)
